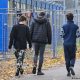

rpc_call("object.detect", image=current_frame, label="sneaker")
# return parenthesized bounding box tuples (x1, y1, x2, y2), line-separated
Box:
(20, 68, 24, 75)
(32, 67, 36, 74)
(15, 69, 19, 76)
(70, 67, 75, 76)
(37, 71, 44, 75)
(67, 72, 71, 77)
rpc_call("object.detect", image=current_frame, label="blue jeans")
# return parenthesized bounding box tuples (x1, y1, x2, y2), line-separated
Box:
(33, 43, 46, 69)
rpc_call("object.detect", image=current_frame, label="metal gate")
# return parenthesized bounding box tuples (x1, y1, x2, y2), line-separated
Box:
(0, 9, 80, 59)
(52, 10, 80, 58)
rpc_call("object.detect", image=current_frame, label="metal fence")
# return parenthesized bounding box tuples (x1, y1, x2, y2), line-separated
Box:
(0, 9, 80, 59)
(52, 9, 80, 58)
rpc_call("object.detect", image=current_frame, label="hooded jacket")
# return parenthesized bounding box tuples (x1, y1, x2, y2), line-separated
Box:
(30, 16, 51, 44)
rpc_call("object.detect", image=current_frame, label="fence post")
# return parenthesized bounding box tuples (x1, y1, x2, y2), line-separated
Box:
(52, 11, 57, 58)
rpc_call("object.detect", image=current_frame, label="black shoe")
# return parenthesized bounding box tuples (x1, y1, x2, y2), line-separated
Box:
(67, 72, 71, 77)
(70, 67, 75, 76)
(37, 71, 44, 75)
(32, 67, 36, 74)
(20, 68, 24, 75)
(15, 69, 19, 76)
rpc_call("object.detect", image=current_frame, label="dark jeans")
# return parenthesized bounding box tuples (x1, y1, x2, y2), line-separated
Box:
(64, 44, 76, 72)
(33, 43, 46, 69)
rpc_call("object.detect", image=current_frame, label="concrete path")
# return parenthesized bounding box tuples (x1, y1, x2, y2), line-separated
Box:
(11, 60, 80, 80)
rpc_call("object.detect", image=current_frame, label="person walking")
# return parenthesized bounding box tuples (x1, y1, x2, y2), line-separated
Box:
(8, 16, 32, 76)
(61, 13, 79, 77)
(30, 12, 52, 75)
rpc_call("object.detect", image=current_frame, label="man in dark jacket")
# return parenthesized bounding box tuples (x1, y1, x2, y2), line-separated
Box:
(62, 13, 79, 77)
(9, 16, 32, 76)
(30, 12, 51, 75)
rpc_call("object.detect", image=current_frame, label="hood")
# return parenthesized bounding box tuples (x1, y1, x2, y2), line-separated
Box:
(34, 16, 47, 24)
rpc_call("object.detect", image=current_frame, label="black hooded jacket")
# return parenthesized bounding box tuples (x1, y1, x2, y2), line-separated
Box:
(30, 16, 52, 44)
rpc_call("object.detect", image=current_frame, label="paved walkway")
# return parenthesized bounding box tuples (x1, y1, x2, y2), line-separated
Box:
(11, 60, 80, 80)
